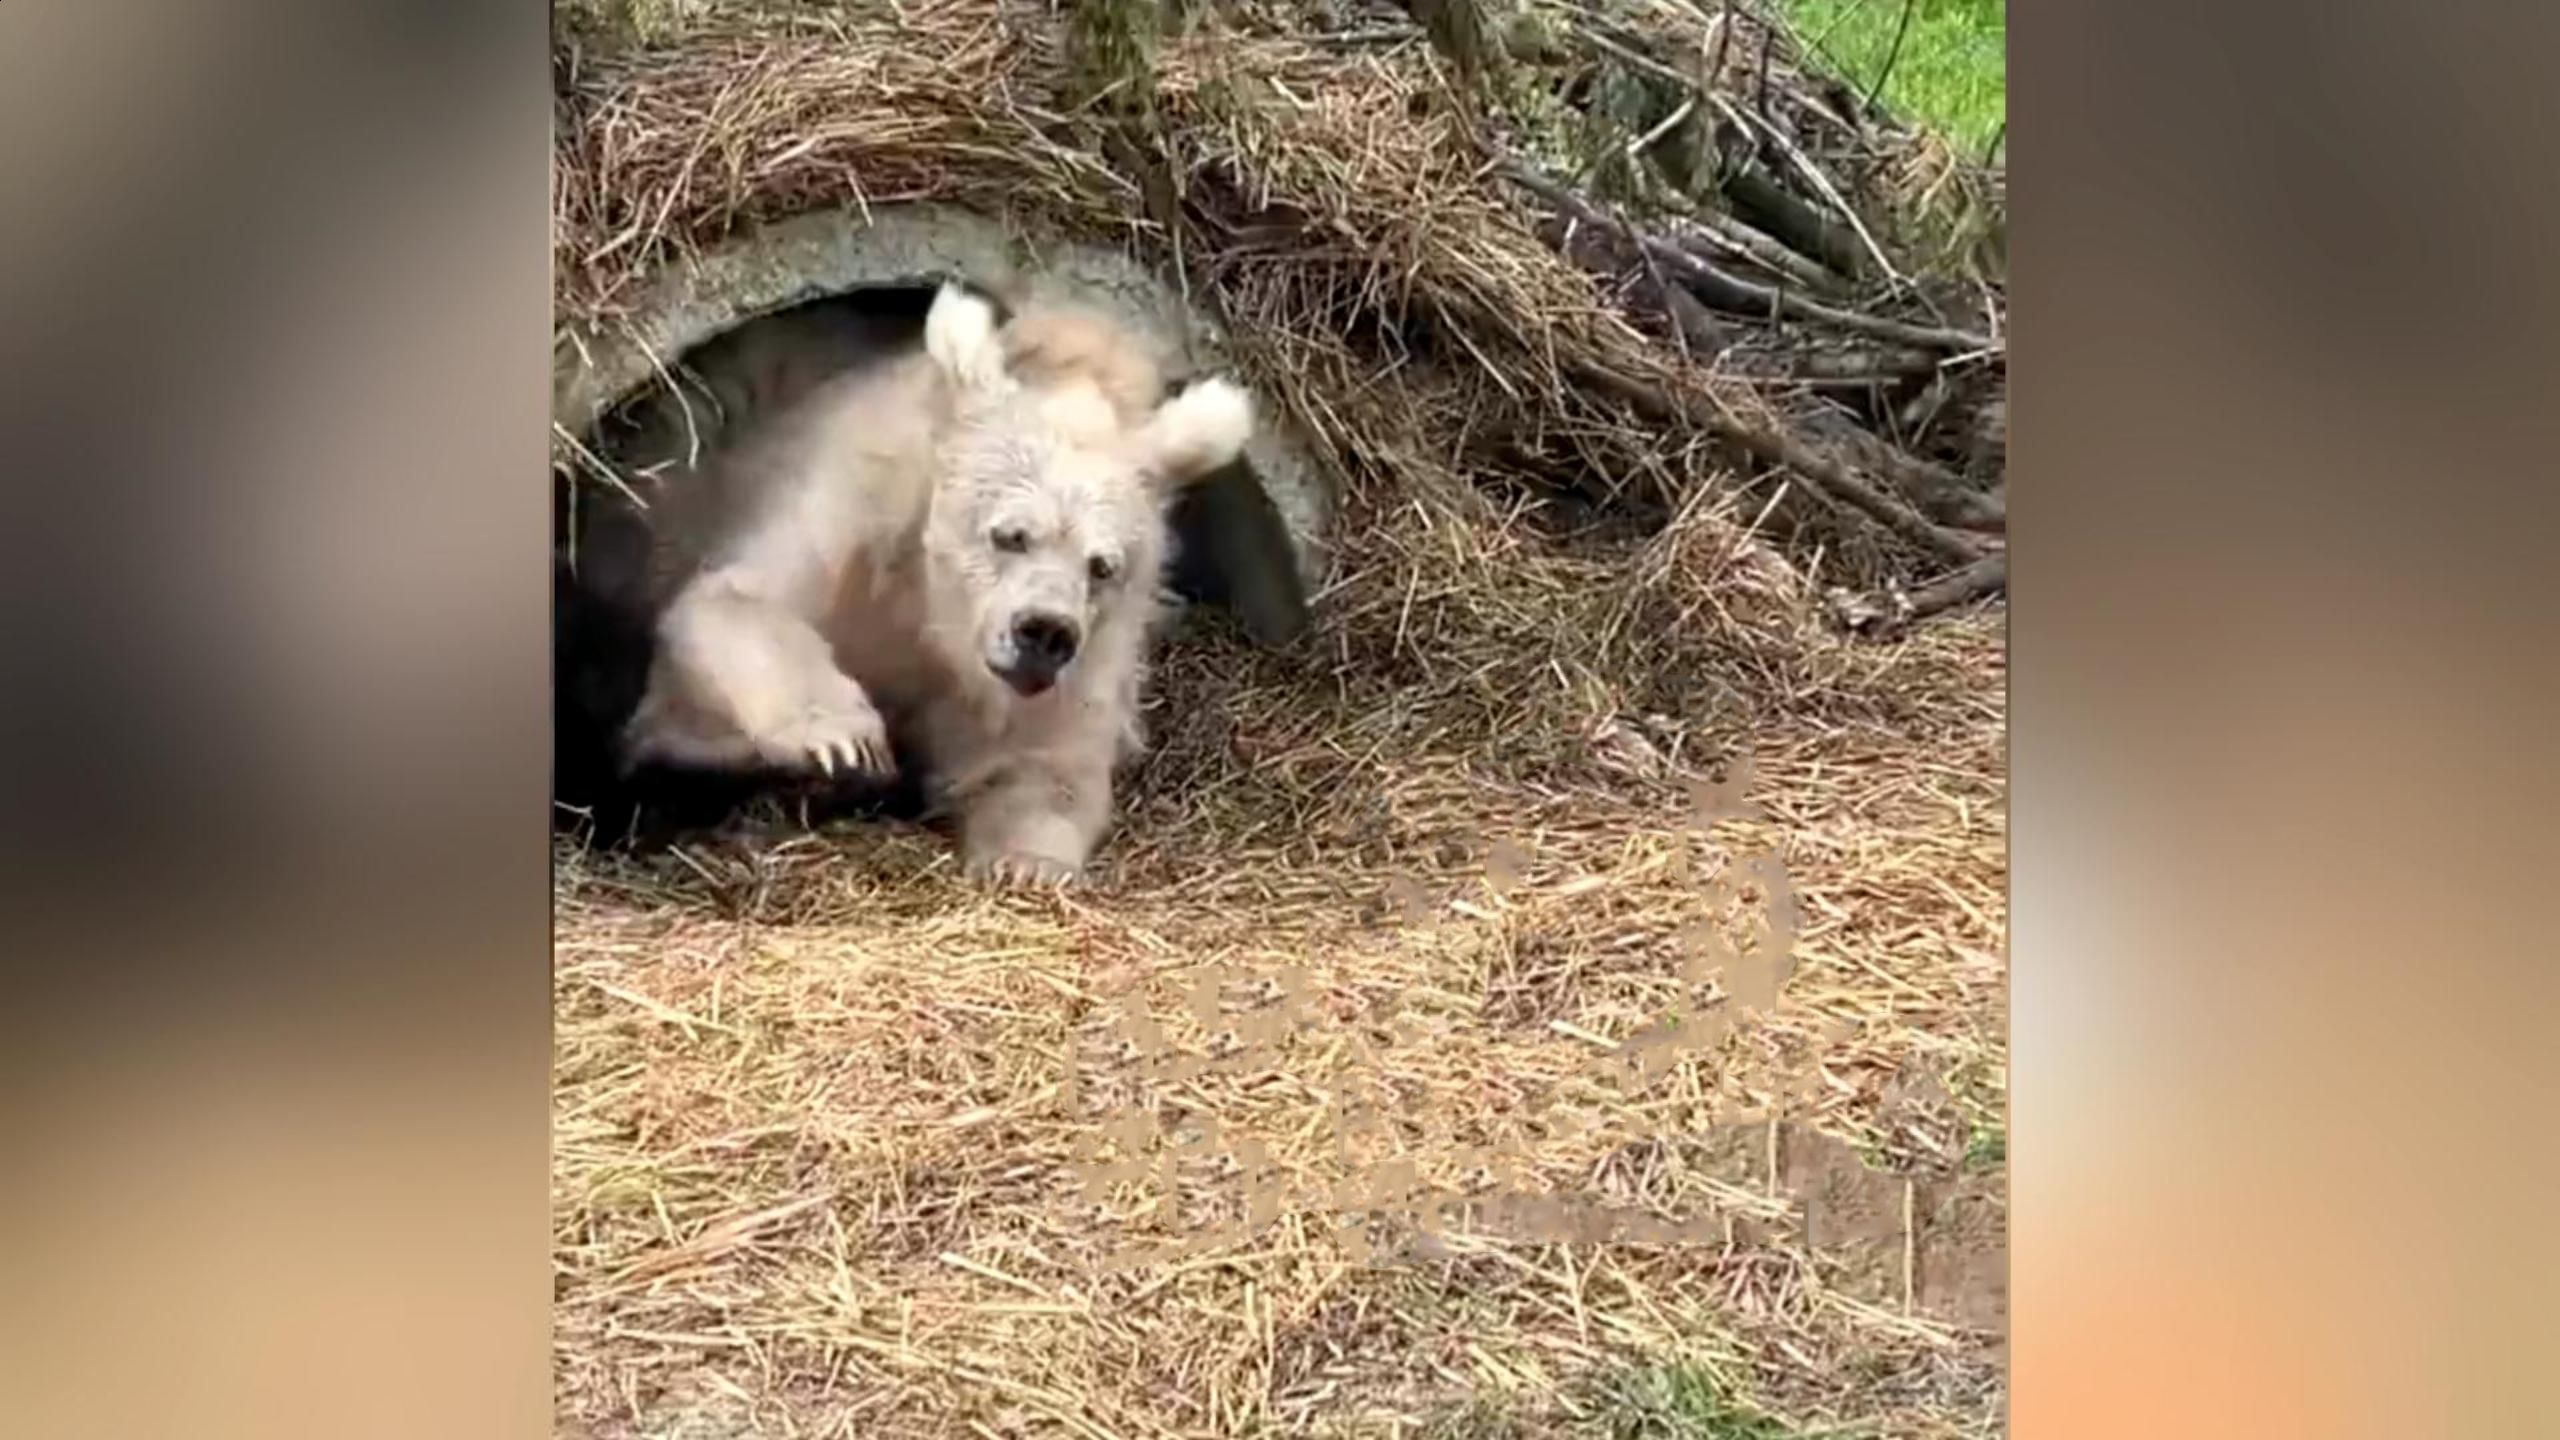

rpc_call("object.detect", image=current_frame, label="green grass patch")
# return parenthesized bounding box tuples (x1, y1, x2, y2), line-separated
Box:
(1964, 1120, 2007, 1171)
(1418, 1359, 1850, 1438)
(1948, 1054, 2009, 1172)
(1582, 1362, 1832, 1439)
(1419, 1396, 1532, 1439)
(1779, 0, 2006, 156)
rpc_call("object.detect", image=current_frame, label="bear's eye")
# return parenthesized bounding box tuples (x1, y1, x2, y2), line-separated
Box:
(1088, 555, 1119, 584)
(990, 526, 1029, 554)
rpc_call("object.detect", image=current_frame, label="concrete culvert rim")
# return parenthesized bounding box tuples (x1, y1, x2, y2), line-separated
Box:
(551, 203, 1336, 611)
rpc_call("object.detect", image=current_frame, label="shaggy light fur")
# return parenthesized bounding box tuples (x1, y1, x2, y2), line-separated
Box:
(622, 284, 1257, 885)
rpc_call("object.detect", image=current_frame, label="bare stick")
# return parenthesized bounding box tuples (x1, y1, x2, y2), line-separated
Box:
(1655, 231, 1986, 349)
(1752, 5, 1776, 118)
(1714, 161, 1870, 280)
(1708, 90, 1905, 286)
(1840, 551, 2008, 638)
(1861, 0, 1918, 117)
(1672, 212, 1839, 294)
(1911, 550, 2007, 614)
(1776, 347, 1939, 383)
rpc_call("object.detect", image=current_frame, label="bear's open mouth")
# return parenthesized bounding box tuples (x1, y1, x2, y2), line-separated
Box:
(993, 661, 1058, 697)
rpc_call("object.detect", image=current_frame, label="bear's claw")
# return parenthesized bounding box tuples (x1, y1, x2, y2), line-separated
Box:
(755, 691, 893, 780)
(968, 851, 1082, 889)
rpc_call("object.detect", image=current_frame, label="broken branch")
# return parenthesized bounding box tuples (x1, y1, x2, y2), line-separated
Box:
(1500, 163, 1992, 353)
(1839, 550, 2008, 638)
(1491, 156, 1989, 565)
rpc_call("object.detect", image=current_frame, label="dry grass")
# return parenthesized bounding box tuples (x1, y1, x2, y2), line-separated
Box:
(555, 600, 2006, 1435)
(553, 2, 2007, 1435)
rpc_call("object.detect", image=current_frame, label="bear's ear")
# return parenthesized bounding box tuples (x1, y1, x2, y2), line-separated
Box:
(1130, 377, 1256, 489)
(923, 282, 1009, 395)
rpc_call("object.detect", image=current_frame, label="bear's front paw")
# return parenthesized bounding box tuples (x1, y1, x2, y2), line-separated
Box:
(966, 849, 1083, 890)
(755, 686, 893, 779)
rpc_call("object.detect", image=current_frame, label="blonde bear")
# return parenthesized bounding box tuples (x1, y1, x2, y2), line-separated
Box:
(622, 284, 1256, 884)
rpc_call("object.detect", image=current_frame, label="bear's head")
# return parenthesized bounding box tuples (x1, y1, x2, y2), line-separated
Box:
(917, 283, 1256, 699)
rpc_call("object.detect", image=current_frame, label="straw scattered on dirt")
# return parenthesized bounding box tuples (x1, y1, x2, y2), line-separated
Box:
(552, 2, 2007, 1435)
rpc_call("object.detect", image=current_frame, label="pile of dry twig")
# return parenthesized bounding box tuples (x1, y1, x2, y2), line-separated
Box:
(552, 0, 2006, 633)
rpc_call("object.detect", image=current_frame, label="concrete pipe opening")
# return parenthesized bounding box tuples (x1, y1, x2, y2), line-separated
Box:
(550, 205, 1333, 842)
(552, 205, 1331, 647)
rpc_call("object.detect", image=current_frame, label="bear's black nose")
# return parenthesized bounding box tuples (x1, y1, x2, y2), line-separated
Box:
(1013, 613, 1080, 671)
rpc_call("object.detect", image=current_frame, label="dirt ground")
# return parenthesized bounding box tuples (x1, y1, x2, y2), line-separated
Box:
(552, 553, 2008, 1437)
